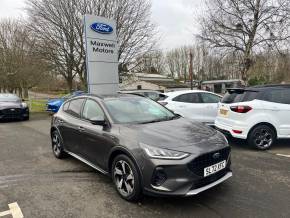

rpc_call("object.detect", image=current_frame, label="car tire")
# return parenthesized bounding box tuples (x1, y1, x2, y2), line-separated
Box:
(247, 125, 276, 150)
(51, 130, 67, 159)
(111, 154, 142, 202)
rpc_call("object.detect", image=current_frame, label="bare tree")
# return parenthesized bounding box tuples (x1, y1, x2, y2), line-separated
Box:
(198, 0, 290, 82)
(0, 19, 49, 97)
(26, 0, 157, 91)
(165, 46, 191, 81)
(133, 50, 165, 75)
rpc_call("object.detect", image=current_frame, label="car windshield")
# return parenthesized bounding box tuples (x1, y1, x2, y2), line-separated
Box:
(104, 97, 177, 124)
(0, 94, 20, 102)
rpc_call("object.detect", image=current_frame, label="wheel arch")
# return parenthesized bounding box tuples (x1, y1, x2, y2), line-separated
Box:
(50, 126, 65, 143)
(107, 147, 144, 185)
(247, 122, 277, 139)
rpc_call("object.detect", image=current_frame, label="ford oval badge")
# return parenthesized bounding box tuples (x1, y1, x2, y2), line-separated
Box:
(212, 152, 221, 159)
(90, 23, 113, 34)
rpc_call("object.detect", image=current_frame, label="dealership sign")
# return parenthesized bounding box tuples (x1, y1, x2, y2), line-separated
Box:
(84, 15, 119, 95)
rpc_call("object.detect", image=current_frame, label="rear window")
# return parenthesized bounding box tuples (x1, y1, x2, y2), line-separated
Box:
(221, 90, 259, 103)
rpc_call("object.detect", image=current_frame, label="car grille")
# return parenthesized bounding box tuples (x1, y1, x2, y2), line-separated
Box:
(188, 147, 231, 177)
(0, 108, 22, 119)
(191, 170, 228, 190)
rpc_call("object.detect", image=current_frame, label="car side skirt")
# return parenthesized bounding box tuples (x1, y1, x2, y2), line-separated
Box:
(65, 150, 109, 175)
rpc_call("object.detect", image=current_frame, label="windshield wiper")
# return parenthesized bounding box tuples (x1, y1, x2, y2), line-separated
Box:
(140, 116, 178, 124)
(140, 118, 169, 124)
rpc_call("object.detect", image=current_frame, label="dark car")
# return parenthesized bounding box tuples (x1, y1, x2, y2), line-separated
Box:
(119, 90, 167, 101)
(50, 94, 232, 201)
(46, 91, 85, 113)
(0, 93, 29, 121)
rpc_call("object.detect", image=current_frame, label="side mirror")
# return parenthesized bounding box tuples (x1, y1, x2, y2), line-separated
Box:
(22, 98, 26, 102)
(89, 116, 106, 126)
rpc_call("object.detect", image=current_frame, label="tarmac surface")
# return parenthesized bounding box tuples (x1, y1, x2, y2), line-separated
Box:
(0, 113, 289, 218)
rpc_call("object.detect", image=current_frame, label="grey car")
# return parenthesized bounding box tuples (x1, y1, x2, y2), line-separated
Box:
(50, 94, 232, 201)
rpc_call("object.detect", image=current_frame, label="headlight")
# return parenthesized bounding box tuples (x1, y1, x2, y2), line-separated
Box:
(21, 102, 28, 108)
(140, 143, 189, 160)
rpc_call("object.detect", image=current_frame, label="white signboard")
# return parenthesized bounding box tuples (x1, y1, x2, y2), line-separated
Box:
(84, 15, 119, 95)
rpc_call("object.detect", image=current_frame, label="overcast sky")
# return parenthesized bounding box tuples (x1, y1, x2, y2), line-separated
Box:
(0, 0, 205, 50)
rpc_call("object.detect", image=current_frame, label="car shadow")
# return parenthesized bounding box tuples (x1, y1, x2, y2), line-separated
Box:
(0, 119, 23, 123)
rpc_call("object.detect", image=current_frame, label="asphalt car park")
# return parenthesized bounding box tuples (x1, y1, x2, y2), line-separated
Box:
(0, 113, 290, 218)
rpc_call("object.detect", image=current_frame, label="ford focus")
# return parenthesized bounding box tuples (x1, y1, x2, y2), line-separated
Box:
(50, 94, 232, 201)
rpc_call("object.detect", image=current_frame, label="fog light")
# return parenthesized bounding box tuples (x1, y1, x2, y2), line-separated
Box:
(152, 167, 167, 186)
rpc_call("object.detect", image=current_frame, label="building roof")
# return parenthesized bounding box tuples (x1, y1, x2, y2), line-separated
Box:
(145, 80, 190, 89)
(202, 79, 243, 84)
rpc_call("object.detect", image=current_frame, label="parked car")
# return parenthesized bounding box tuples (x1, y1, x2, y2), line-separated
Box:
(215, 84, 290, 150)
(159, 90, 222, 124)
(119, 90, 167, 101)
(50, 94, 232, 201)
(0, 93, 29, 121)
(46, 91, 85, 113)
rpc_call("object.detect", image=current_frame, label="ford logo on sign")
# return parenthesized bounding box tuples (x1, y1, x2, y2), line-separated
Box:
(90, 23, 113, 34)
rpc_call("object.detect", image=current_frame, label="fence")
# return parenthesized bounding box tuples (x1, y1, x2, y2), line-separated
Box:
(27, 97, 48, 112)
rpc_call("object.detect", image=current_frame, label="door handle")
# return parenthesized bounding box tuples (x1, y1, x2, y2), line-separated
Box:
(57, 119, 64, 124)
(78, 126, 85, 132)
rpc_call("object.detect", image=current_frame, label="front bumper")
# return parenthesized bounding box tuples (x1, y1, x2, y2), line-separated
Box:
(186, 172, 232, 195)
(141, 147, 232, 197)
(0, 108, 29, 120)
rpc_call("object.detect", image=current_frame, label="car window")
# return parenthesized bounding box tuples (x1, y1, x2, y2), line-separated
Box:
(242, 91, 259, 102)
(158, 94, 168, 101)
(200, 93, 221, 103)
(173, 93, 201, 103)
(263, 89, 290, 104)
(222, 89, 262, 103)
(144, 92, 159, 101)
(63, 102, 70, 112)
(82, 99, 104, 120)
(66, 98, 85, 118)
(222, 92, 244, 103)
(0, 94, 20, 102)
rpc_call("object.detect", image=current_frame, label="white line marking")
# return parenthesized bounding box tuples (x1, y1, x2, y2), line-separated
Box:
(276, 153, 290, 158)
(0, 210, 11, 216)
(0, 202, 23, 218)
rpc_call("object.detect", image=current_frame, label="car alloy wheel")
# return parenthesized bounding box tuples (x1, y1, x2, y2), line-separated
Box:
(52, 133, 61, 156)
(254, 129, 273, 148)
(248, 125, 276, 150)
(113, 160, 135, 197)
(112, 154, 142, 201)
(51, 131, 66, 158)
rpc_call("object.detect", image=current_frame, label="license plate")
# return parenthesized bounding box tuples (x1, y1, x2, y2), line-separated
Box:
(219, 108, 228, 117)
(204, 160, 226, 177)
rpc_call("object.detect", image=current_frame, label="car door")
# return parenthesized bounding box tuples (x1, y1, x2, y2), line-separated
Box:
(78, 98, 115, 169)
(199, 92, 221, 123)
(262, 88, 290, 137)
(170, 93, 205, 122)
(57, 98, 86, 155)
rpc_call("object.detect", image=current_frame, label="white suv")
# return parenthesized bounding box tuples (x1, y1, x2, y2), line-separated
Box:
(159, 90, 222, 124)
(215, 85, 290, 150)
